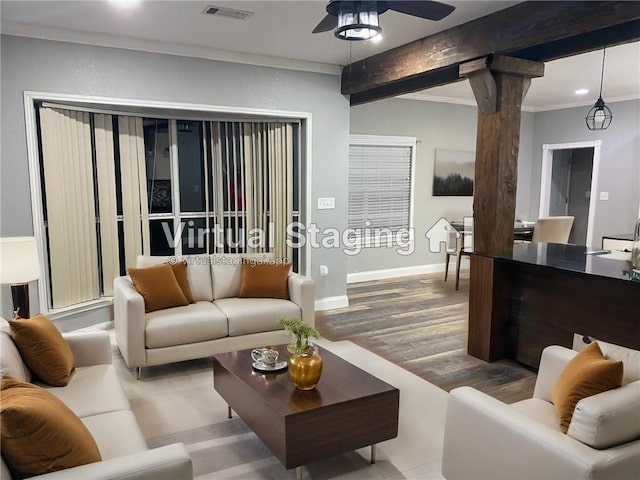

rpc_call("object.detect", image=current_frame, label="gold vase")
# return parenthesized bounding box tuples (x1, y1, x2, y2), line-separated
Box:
(288, 348, 323, 390)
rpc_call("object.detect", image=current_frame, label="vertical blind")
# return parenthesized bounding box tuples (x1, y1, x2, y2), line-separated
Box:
(39, 109, 152, 308)
(348, 144, 413, 235)
(94, 113, 119, 296)
(211, 122, 294, 259)
(39, 108, 100, 308)
(37, 107, 298, 310)
(118, 116, 150, 269)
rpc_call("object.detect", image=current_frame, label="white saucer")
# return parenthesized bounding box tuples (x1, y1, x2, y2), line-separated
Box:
(252, 360, 288, 373)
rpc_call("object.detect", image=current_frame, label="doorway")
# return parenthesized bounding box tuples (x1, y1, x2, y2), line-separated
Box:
(539, 141, 601, 247)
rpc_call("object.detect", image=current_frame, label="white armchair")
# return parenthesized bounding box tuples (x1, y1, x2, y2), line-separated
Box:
(442, 342, 640, 480)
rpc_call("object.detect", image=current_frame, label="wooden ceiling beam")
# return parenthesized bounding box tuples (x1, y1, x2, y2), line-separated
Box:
(341, 1, 640, 103)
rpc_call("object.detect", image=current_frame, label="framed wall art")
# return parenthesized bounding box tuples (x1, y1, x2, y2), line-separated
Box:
(433, 149, 475, 196)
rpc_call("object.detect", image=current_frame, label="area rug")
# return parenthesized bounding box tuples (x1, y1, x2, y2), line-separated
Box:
(111, 336, 448, 479)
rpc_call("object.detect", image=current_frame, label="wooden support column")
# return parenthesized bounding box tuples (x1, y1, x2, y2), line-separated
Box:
(463, 55, 544, 256)
(464, 55, 544, 361)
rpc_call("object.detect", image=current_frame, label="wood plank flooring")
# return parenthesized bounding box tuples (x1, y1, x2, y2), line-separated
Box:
(316, 269, 537, 404)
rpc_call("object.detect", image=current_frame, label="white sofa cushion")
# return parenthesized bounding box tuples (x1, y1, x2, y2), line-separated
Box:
(510, 397, 562, 432)
(598, 340, 640, 385)
(216, 297, 300, 336)
(82, 410, 148, 460)
(136, 255, 213, 302)
(0, 324, 31, 382)
(211, 253, 273, 300)
(145, 302, 228, 349)
(568, 380, 640, 449)
(41, 364, 130, 418)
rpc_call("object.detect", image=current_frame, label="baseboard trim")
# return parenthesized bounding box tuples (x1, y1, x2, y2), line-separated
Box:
(347, 262, 467, 284)
(315, 295, 349, 311)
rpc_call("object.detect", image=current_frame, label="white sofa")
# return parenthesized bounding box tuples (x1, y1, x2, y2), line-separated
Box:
(0, 320, 192, 480)
(114, 254, 315, 378)
(442, 341, 640, 480)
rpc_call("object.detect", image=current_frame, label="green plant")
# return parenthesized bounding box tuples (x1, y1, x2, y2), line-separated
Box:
(279, 317, 319, 354)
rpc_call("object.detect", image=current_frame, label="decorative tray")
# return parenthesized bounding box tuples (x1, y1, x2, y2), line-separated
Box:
(252, 360, 288, 373)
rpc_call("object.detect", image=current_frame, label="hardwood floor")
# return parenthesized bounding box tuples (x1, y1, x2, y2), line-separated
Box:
(316, 269, 537, 404)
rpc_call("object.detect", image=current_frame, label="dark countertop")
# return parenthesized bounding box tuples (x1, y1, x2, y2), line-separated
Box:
(602, 233, 635, 241)
(470, 243, 638, 283)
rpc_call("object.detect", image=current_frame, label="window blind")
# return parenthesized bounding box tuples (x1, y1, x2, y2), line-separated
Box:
(348, 144, 412, 235)
(39, 107, 100, 308)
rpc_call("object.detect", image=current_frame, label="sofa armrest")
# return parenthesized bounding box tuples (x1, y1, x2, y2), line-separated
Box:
(533, 345, 578, 402)
(31, 444, 192, 480)
(288, 273, 315, 327)
(442, 386, 640, 480)
(62, 331, 112, 367)
(113, 276, 146, 369)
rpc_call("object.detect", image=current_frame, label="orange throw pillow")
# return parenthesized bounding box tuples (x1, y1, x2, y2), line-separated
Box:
(0, 376, 101, 476)
(167, 260, 195, 303)
(552, 341, 623, 433)
(128, 263, 189, 313)
(238, 261, 291, 299)
(9, 314, 75, 387)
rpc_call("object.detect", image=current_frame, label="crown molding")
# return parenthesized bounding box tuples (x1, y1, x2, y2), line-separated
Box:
(397, 91, 639, 113)
(1, 22, 342, 76)
(531, 94, 640, 112)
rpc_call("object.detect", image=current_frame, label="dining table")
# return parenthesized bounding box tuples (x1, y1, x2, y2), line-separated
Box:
(450, 221, 535, 242)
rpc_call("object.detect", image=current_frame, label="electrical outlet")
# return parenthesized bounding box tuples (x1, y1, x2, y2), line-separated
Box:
(599, 191, 609, 201)
(317, 197, 335, 209)
(319, 265, 329, 276)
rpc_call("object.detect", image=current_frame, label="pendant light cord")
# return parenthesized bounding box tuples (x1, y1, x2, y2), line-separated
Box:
(599, 48, 606, 98)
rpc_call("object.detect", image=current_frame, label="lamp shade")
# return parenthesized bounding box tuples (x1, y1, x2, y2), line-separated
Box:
(0, 237, 40, 284)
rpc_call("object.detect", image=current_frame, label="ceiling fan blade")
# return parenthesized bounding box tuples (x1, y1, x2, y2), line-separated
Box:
(313, 14, 338, 33)
(387, 1, 455, 21)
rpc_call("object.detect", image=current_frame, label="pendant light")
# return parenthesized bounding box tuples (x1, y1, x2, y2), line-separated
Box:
(585, 48, 613, 130)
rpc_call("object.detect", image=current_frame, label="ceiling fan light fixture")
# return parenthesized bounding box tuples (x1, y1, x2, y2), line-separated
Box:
(334, 5, 382, 41)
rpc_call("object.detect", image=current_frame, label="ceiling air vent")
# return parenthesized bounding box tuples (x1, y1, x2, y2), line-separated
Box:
(203, 5, 254, 21)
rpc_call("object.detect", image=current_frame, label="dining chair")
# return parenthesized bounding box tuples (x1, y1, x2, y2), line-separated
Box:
(444, 219, 473, 290)
(531, 216, 575, 244)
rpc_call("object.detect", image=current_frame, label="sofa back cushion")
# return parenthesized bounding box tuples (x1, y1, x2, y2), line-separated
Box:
(211, 253, 273, 300)
(0, 320, 30, 383)
(568, 380, 640, 449)
(598, 340, 640, 385)
(1, 376, 102, 476)
(136, 255, 213, 302)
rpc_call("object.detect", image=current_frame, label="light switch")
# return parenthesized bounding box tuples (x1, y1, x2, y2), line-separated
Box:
(599, 192, 609, 201)
(317, 197, 335, 209)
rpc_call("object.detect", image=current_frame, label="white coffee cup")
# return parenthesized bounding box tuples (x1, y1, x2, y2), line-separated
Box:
(252, 347, 279, 366)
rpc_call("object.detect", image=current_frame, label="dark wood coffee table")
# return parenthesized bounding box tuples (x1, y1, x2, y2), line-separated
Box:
(213, 344, 399, 479)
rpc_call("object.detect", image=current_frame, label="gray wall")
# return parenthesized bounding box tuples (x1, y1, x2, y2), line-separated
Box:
(530, 100, 640, 245)
(0, 35, 350, 323)
(348, 97, 535, 274)
(567, 148, 594, 245)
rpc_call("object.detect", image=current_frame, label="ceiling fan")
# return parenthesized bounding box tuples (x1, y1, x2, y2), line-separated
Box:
(312, 1, 456, 41)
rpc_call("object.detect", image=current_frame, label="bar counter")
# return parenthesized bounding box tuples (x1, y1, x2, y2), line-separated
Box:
(468, 243, 640, 369)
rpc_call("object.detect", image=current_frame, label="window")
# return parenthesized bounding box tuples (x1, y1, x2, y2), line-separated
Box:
(34, 104, 302, 312)
(348, 135, 416, 247)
